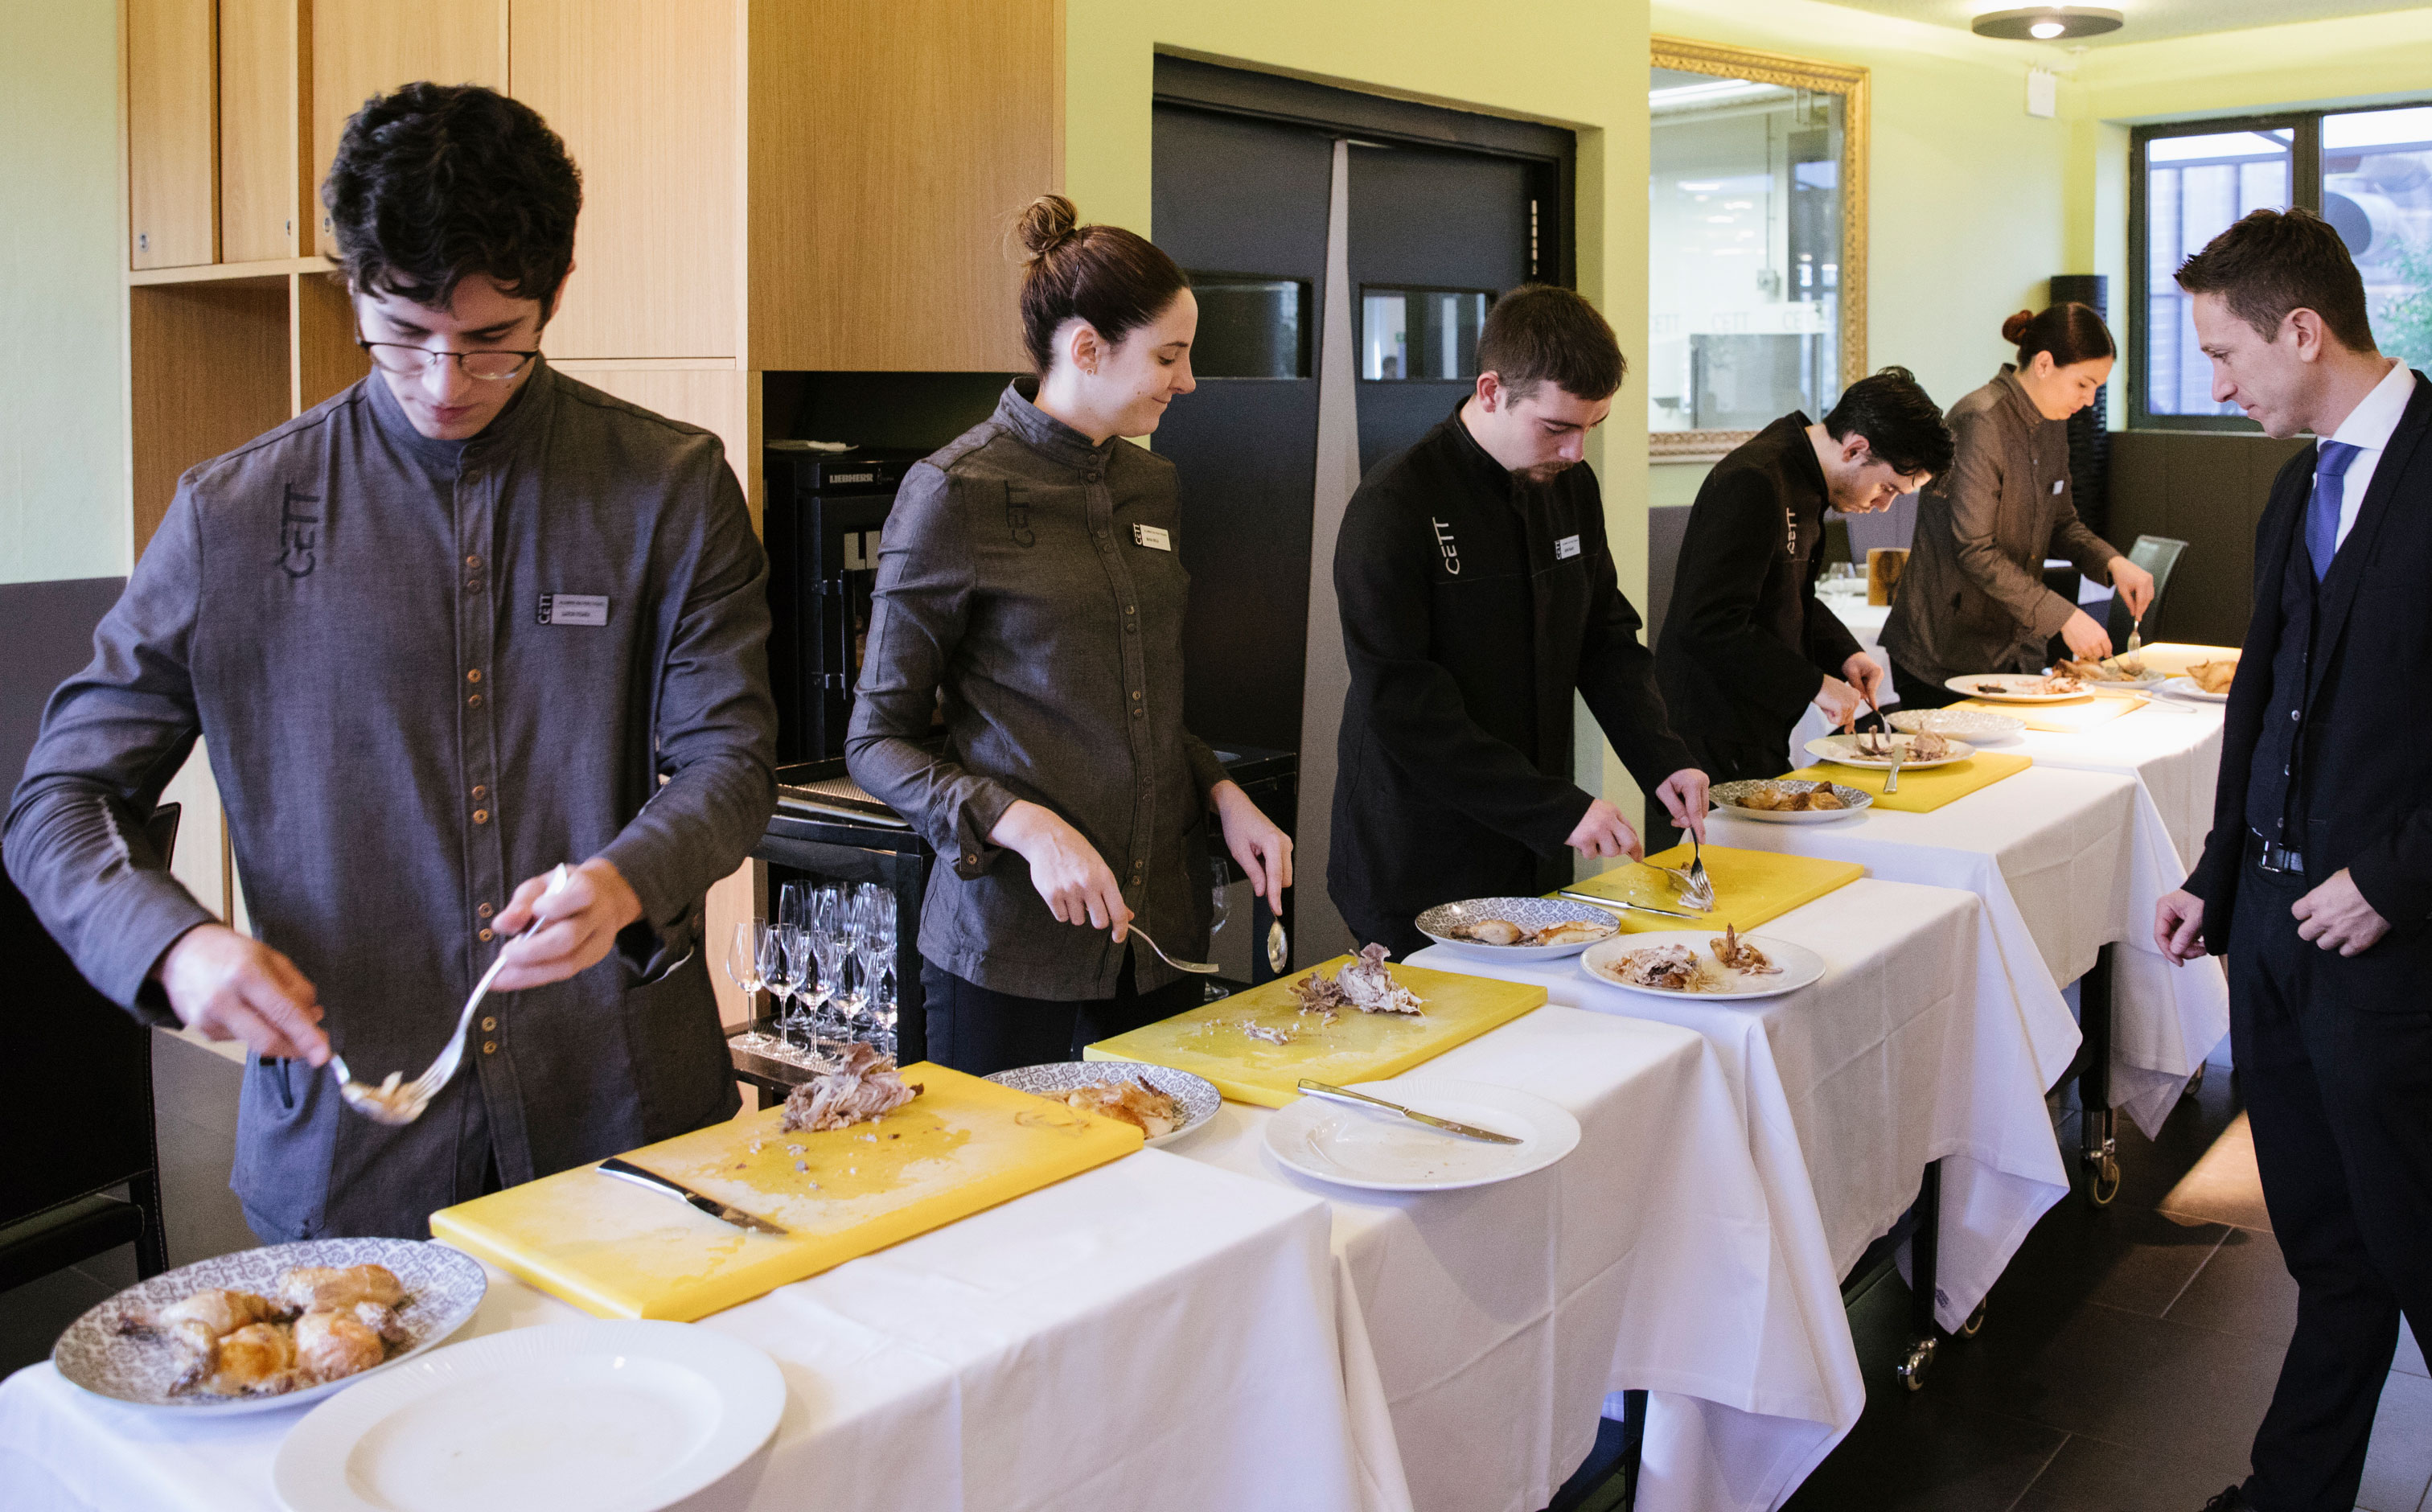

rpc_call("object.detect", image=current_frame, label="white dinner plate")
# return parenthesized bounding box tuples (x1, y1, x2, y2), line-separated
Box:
(1888, 707, 2025, 743)
(1805, 732, 1976, 770)
(1415, 895, 1621, 960)
(272, 1320, 785, 1512)
(1708, 779, 1873, 824)
(2161, 676, 2229, 704)
(1580, 931, 1827, 1002)
(1264, 1079, 1581, 1193)
(985, 1062, 1221, 1146)
(1943, 672, 2094, 704)
(52, 1238, 486, 1415)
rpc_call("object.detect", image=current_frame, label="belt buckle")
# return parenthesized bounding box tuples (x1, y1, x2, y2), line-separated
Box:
(2253, 836, 2305, 874)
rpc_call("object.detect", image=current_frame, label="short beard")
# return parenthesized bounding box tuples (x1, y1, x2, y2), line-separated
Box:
(1514, 458, 1575, 486)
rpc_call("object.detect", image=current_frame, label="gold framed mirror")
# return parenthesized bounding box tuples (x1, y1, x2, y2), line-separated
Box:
(1648, 38, 1869, 462)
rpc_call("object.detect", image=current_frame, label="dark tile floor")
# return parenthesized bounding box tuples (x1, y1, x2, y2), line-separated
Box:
(1782, 1051, 2432, 1512)
(13, 1035, 2430, 1512)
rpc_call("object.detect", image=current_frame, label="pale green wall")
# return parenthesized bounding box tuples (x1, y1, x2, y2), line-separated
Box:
(1, 6, 127, 585)
(1062, 0, 1654, 811)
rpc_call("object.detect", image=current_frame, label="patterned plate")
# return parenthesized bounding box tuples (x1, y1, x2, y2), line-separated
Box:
(53, 1237, 487, 1414)
(985, 1062, 1222, 1146)
(1415, 896, 1623, 961)
(1709, 778, 1875, 824)
(1888, 707, 2026, 742)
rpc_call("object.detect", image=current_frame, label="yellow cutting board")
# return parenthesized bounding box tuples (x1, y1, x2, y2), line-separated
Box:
(1563, 844, 1865, 934)
(1084, 960, 1544, 1108)
(1947, 696, 2146, 733)
(429, 1064, 1140, 1321)
(1781, 750, 2033, 813)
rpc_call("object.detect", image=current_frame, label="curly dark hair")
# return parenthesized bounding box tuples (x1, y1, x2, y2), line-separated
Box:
(1822, 367, 1954, 479)
(321, 82, 582, 314)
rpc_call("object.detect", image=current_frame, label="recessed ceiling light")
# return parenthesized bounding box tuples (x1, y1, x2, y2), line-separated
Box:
(1972, 6, 2124, 41)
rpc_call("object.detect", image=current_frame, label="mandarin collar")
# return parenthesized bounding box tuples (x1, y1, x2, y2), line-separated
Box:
(995, 382, 1119, 473)
(1775, 409, 1828, 503)
(366, 357, 557, 470)
(1444, 398, 1513, 497)
(1992, 364, 2051, 430)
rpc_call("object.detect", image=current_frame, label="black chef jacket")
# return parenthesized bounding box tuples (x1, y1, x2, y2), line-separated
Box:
(1655, 413, 1863, 782)
(1330, 404, 1697, 955)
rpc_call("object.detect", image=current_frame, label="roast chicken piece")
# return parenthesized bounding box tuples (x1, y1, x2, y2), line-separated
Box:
(780, 1042, 922, 1132)
(202, 1321, 299, 1396)
(277, 1263, 405, 1314)
(294, 1308, 387, 1383)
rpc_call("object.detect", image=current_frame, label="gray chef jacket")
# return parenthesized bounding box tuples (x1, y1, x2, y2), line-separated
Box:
(847, 385, 1222, 1000)
(4, 362, 777, 1240)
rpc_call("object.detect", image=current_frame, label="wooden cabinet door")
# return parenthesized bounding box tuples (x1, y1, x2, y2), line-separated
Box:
(310, 0, 505, 256)
(219, 0, 309, 263)
(509, 0, 737, 360)
(129, 0, 220, 269)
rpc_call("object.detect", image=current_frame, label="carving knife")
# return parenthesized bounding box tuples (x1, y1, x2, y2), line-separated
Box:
(1296, 1079, 1523, 1144)
(598, 1157, 790, 1235)
(1558, 888, 1704, 922)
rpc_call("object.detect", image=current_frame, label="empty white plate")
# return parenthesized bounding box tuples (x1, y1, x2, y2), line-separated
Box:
(273, 1320, 784, 1512)
(1264, 1079, 1580, 1192)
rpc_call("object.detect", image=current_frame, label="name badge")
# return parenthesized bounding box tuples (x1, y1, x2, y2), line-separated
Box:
(1555, 534, 1582, 561)
(537, 593, 610, 627)
(1132, 523, 1173, 552)
(2051, 479, 2066, 495)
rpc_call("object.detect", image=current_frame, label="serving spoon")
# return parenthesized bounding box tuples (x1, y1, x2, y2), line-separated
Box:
(331, 864, 569, 1125)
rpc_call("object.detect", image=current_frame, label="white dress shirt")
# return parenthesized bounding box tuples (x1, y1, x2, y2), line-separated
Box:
(2325, 358, 2415, 549)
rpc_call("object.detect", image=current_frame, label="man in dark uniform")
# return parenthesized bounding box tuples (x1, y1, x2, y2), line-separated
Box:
(1330, 285, 1707, 959)
(1657, 368, 1953, 783)
(2153, 208, 2432, 1512)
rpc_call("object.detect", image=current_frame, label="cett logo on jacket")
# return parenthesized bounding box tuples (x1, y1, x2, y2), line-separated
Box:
(1432, 516, 1460, 576)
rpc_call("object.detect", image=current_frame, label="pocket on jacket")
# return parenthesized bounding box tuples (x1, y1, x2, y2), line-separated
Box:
(622, 951, 737, 1140)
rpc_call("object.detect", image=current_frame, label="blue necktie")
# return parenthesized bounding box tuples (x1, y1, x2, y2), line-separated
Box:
(2307, 440, 2360, 581)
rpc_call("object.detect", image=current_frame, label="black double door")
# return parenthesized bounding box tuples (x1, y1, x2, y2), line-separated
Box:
(1149, 101, 1547, 761)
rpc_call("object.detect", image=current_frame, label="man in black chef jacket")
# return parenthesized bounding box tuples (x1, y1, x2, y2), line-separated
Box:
(1657, 368, 1954, 783)
(2155, 209, 2432, 1512)
(1330, 285, 1707, 958)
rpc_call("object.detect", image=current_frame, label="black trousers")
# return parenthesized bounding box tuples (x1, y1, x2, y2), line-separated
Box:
(922, 949, 1206, 1078)
(1889, 655, 1965, 710)
(2230, 851, 2432, 1512)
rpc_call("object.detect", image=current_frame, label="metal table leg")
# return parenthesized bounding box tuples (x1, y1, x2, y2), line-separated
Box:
(2079, 943, 2121, 1207)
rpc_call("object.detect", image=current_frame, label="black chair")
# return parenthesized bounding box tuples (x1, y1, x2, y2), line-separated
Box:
(0, 804, 180, 1290)
(2105, 534, 2189, 646)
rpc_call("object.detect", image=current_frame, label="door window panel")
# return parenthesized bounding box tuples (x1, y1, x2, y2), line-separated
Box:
(1188, 275, 1311, 378)
(1360, 287, 1489, 380)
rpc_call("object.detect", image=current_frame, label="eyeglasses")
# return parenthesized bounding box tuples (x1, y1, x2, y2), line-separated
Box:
(355, 331, 540, 383)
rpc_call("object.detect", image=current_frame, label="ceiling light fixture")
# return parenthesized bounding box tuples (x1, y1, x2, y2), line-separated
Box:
(1971, 6, 2124, 41)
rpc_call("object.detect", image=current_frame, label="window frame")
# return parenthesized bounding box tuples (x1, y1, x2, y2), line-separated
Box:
(2125, 105, 2432, 431)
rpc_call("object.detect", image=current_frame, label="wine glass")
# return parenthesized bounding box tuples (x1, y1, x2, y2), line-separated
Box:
(778, 880, 808, 934)
(725, 918, 766, 1011)
(853, 885, 894, 1045)
(831, 884, 870, 1031)
(1204, 857, 1235, 1001)
(766, 925, 809, 1048)
(807, 885, 846, 1040)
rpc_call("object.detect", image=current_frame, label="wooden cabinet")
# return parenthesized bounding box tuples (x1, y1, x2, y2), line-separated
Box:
(218, 0, 310, 263)
(509, 0, 738, 360)
(310, 0, 506, 255)
(127, 0, 219, 269)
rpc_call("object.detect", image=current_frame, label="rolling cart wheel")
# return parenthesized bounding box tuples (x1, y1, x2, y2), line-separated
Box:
(1896, 1337, 1937, 1391)
(2183, 1063, 2206, 1099)
(1958, 1301, 1988, 1338)
(2086, 1152, 2122, 1208)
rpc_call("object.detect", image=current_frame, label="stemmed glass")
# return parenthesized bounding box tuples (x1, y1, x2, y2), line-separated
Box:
(828, 885, 869, 1036)
(1204, 856, 1233, 1002)
(863, 893, 900, 1057)
(725, 918, 766, 1013)
(806, 885, 846, 1041)
(766, 924, 809, 1048)
(853, 885, 895, 1047)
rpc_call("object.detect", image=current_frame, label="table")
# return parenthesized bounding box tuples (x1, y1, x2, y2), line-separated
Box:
(0, 1153, 1386, 1512)
(1174, 1006, 1864, 1512)
(1416, 877, 2072, 1342)
(1708, 765, 2231, 1147)
(2000, 696, 2225, 869)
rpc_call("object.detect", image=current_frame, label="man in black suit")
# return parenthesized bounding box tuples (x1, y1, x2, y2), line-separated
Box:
(2155, 207, 2432, 1512)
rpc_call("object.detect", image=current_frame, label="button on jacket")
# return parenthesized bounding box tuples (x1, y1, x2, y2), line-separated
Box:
(4, 364, 778, 1239)
(1657, 413, 1864, 780)
(1330, 405, 1695, 947)
(846, 385, 1223, 1000)
(1883, 365, 2121, 684)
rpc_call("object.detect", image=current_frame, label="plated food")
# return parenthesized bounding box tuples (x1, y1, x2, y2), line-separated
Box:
(2054, 654, 2164, 687)
(1945, 672, 2093, 703)
(1710, 779, 1874, 824)
(1805, 730, 1976, 770)
(985, 1062, 1222, 1146)
(1580, 929, 1826, 1001)
(2185, 659, 2237, 694)
(1415, 897, 1621, 959)
(779, 1042, 923, 1132)
(58, 1238, 487, 1413)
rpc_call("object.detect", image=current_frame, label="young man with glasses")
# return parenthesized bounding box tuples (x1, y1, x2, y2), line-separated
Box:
(6, 84, 776, 1240)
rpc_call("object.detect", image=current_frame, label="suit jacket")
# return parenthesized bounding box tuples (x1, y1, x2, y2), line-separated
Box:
(1656, 413, 1863, 778)
(2188, 369, 2432, 959)
(1882, 368, 2120, 685)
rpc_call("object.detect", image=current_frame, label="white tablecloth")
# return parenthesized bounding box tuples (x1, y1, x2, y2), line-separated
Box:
(1709, 764, 2231, 1139)
(2001, 697, 2226, 869)
(1415, 878, 2070, 1335)
(0, 1152, 1386, 1512)
(1173, 1006, 1863, 1512)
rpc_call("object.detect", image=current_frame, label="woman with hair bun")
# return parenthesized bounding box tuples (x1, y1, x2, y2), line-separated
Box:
(1882, 302, 2157, 707)
(845, 194, 1292, 1075)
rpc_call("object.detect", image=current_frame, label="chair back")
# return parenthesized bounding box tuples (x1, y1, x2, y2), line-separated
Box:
(2105, 535, 2188, 646)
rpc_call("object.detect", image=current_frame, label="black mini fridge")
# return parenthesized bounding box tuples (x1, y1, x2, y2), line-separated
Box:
(762, 443, 926, 765)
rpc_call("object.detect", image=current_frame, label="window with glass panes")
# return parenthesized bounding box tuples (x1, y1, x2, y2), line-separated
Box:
(2132, 103, 2432, 428)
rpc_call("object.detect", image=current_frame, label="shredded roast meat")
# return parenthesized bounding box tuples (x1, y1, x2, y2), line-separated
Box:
(1337, 943, 1425, 1015)
(780, 1042, 924, 1132)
